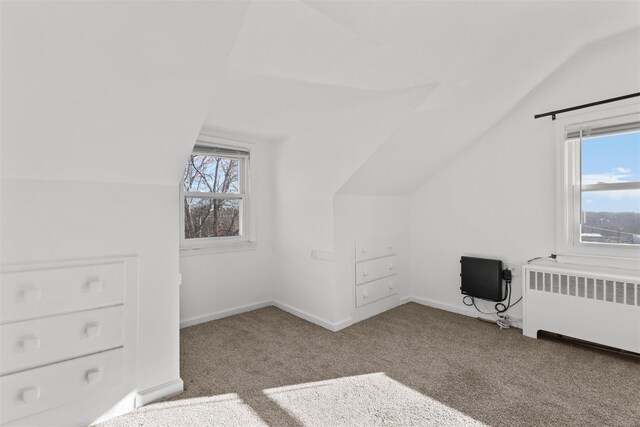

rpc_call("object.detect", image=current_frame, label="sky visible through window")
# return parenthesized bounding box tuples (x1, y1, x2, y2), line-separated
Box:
(582, 131, 640, 213)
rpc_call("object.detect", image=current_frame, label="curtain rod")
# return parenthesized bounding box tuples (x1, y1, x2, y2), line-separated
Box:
(534, 92, 640, 120)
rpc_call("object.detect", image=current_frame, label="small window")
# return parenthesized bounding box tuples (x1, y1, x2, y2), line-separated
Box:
(181, 142, 250, 244)
(558, 106, 640, 264)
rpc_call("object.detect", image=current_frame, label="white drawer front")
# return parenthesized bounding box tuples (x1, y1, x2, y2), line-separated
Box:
(0, 263, 124, 323)
(356, 277, 398, 307)
(355, 235, 397, 263)
(0, 306, 123, 376)
(355, 255, 398, 285)
(0, 347, 123, 424)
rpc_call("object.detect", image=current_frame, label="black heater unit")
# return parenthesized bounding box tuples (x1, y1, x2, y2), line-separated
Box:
(460, 256, 505, 302)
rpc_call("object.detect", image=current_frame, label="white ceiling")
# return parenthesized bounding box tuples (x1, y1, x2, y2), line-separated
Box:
(2, 1, 250, 185)
(201, 0, 640, 195)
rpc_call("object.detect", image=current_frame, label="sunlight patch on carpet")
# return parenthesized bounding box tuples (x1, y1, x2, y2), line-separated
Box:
(263, 372, 486, 426)
(98, 393, 267, 427)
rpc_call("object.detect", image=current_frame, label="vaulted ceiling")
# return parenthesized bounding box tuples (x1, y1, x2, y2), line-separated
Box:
(4, 1, 637, 193)
(1, 1, 251, 185)
(203, 0, 640, 195)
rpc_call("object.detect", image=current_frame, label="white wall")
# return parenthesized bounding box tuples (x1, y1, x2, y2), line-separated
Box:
(409, 30, 640, 323)
(0, 0, 249, 401)
(178, 138, 275, 327)
(270, 87, 429, 327)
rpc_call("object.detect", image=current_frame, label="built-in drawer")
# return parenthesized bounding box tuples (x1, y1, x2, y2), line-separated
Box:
(355, 255, 398, 285)
(0, 347, 123, 425)
(355, 235, 397, 263)
(0, 263, 124, 323)
(356, 277, 398, 307)
(0, 306, 123, 376)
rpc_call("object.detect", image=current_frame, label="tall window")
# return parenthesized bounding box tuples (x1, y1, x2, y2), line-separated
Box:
(559, 108, 640, 262)
(181, 143, 249, 242)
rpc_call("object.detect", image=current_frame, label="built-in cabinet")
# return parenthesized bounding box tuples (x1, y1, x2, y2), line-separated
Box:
(354, 235, 398, 307)
(0, 257, 137, 426)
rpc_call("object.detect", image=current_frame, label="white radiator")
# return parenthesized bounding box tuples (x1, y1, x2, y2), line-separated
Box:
(523, 263, 640, 353)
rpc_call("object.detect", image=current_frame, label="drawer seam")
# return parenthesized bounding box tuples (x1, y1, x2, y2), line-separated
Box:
(356, 273, 397, 286)
(355, 253, 398, 263)
(0, 345, 124, 378)
(0, 303, 124, 326)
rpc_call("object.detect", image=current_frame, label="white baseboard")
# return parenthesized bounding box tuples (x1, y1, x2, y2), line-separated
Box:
(272, 300, 352, 332)
(408, 296, 478, 317)
(406, 296, 522, 329)
(89, 392, 137, 426)
(180, 299, 352, 332)
(179, 296, 517, 335)
(136, 378, 184, 407)
(332, 316, 354, 331)
(180, 300, 272, 328)
(350, 294, 406, 327)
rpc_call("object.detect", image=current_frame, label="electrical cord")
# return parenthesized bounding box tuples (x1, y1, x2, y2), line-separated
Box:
(463, 276, 523, 329)
(463, 295, 493, 314)
(494, 282, 511, 316)
(510, 296, 523, 308)
(527, 253, 557, 263)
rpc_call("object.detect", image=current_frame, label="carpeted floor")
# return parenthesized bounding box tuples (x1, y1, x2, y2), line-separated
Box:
(102, 303, 640, 426)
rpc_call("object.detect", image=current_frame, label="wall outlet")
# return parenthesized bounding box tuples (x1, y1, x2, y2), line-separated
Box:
(504, 264, 519, 277)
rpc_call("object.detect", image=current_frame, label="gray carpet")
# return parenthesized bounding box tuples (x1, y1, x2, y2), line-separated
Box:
(103, 303, 640, 426)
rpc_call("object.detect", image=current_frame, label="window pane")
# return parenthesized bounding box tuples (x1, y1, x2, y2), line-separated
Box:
(582, 131, 639, 186)
(581, 131, 640, 245)
(183, 155, 239, 193)
(581, 191, 640, 245)
(184, 198, 240, 238)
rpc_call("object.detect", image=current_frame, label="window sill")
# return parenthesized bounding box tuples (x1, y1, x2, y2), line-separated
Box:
(556, 252, 640, 272)
(179, 240, 257, 257)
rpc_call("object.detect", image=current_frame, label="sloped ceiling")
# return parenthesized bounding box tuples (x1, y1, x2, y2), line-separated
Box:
(1, 1, 249, 185)
(203, 0, 640, 195)
(204, 0, 438, 139)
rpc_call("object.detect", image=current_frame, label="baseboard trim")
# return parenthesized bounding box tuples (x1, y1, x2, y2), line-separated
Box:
(408, 296, 478, 317)
(332, 316, 354, 331)
(180, 300, 273, 328)
(136, 378, 184, 407)
(406, 296, 522, 328)
(399, 296, 412, 304)
(180, 296, 513, 335)
(89, 391, 137, 426)
(272, 300, 352, 332)
(179, 299, 352, 332)
(349, 295, 406, 327)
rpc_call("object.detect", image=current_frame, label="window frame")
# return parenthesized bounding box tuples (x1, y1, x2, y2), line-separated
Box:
(555, 101, 640, 269)
(179, 133, 255, 253)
